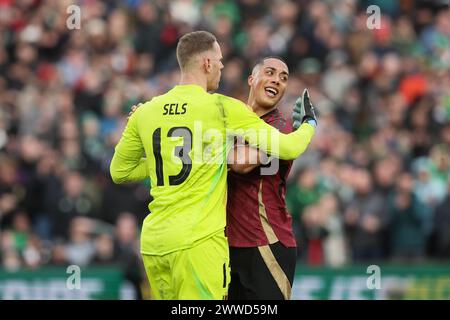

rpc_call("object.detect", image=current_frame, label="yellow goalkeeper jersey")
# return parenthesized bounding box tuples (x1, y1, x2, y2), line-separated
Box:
(110, 84, 314, 255)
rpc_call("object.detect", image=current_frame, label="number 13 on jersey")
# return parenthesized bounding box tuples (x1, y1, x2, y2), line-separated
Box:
(152, 126, 193, 186)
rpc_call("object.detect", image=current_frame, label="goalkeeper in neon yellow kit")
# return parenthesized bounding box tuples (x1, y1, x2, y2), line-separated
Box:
(109, 31, 315, 300)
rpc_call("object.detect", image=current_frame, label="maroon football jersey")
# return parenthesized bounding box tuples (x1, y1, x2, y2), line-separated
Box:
(226, 109, 296, 247)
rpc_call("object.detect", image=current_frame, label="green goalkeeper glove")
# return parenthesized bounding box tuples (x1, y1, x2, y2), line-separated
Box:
(292, 89, 317, 130)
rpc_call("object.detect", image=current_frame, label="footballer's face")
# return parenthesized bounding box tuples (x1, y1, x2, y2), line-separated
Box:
(205, 41, 224, 92)
(248, 58, 289, 108)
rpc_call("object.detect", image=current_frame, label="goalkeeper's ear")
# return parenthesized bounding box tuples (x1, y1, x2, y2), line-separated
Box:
(204, 57, 212, 73)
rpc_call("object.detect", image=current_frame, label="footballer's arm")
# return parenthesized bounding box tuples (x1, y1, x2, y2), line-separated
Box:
(220, 95, 315, 160)
(110, 112, 149, 184)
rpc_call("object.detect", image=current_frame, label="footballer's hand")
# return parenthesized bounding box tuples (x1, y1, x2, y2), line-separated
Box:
(292, 89, 317, 130)
(127, 103, 143, 120)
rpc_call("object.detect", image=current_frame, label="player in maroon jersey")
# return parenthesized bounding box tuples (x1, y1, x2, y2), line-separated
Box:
(226, 57, 317, 300)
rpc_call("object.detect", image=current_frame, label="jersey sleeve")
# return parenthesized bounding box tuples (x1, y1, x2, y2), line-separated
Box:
(110, 110, 148, 183)
(217, 94, 315, 160)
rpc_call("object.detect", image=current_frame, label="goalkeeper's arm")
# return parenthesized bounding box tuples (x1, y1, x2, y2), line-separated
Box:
(220, 90, 316, 161)
(110, 108, 148, 184)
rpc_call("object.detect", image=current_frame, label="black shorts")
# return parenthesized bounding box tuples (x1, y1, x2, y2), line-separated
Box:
(228, 242, 297, 300)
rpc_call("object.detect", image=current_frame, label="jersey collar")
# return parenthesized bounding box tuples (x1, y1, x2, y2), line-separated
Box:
(173, 84, 206, 93)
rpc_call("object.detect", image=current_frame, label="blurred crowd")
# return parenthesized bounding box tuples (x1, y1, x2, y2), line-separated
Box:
(0, 0, 449, 293)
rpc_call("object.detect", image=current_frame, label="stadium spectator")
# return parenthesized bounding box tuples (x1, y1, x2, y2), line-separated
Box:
(0, 156, 20, 229)
(91, 232, 115, 265)
(64, 217, 96, 267)
(299, 204, 329, 266)
(50, 171, 97, 239)
(432, 181, 450, 260)
(113, 212, 143, 300)
(388, 172, 429, 263)
(319, 193, 348, 267)
(286, 167, 324, 257)
(344, 169, 388, 262)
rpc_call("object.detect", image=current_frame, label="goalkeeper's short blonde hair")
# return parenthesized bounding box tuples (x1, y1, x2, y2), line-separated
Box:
(176, 31, 217, 71)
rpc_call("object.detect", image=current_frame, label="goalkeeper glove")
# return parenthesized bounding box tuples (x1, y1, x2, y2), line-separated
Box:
(292, 89, 317, 130)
